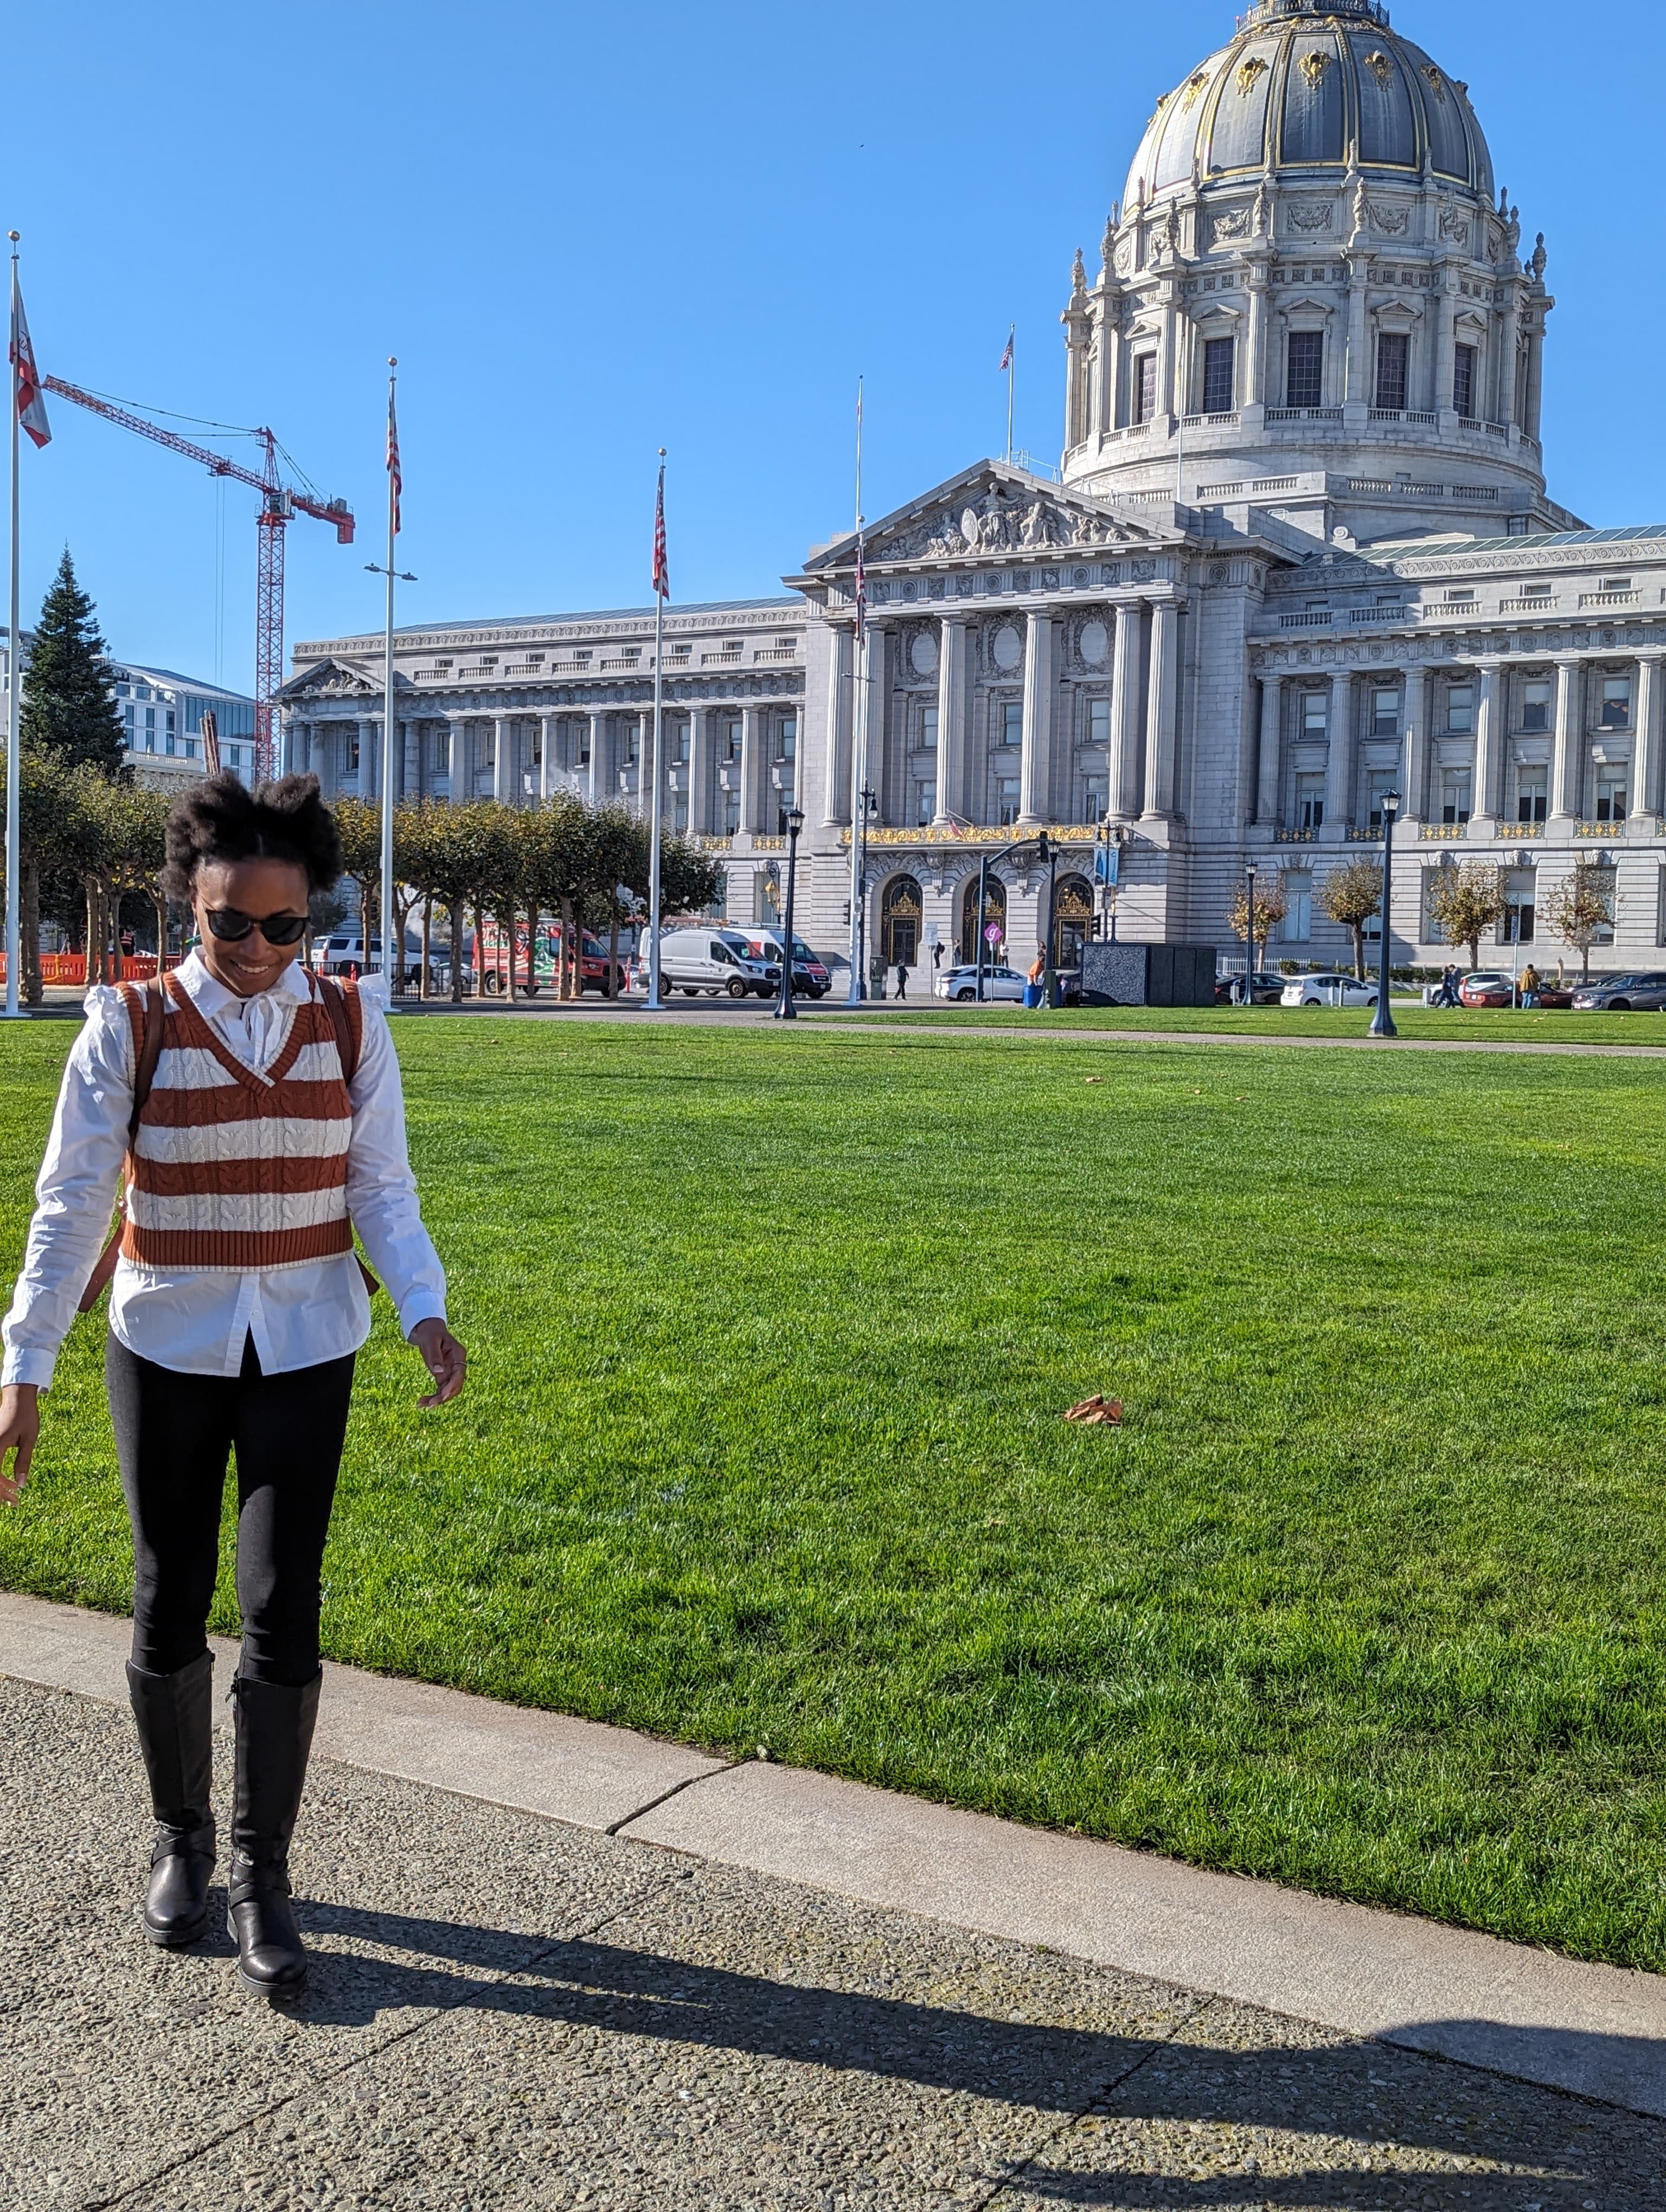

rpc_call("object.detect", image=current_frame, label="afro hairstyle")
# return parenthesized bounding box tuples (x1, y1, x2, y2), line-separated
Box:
(160, 771, 344, 902)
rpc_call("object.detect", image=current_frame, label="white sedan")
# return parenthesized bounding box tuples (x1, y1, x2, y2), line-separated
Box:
(934, 963, 1028, 1003)
(1280, 971, 1380, 1008)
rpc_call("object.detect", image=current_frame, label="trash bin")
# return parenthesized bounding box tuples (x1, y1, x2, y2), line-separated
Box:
(1023, 982, 1045, 1008)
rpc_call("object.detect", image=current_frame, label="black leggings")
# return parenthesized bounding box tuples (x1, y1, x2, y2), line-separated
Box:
(106, 1334, 356, 1687)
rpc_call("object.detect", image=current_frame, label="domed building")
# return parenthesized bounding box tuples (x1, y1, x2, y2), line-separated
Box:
(289, 1, 1666, 992)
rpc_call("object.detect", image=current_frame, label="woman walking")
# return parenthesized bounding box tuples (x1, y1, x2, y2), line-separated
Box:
(0, 773, 465, 1999)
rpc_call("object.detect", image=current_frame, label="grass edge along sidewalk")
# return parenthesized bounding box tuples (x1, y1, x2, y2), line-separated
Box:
(3, 1017, 1665, 1977)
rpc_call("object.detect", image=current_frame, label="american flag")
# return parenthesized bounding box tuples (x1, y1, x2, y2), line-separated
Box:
(386, 378, 401, 535)
(10, 282, 49, 449)
(651, 461, 669, 599)
(998, 326, 1014, 374)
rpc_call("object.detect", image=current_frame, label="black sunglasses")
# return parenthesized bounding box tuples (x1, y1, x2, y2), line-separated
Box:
(203, 906, 310, 948)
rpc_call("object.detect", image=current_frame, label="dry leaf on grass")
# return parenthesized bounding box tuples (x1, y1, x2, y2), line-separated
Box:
(1065, 1395, 1124, 1427)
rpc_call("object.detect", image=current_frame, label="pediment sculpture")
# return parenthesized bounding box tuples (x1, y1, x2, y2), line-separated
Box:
(875, 487, 1129, 564)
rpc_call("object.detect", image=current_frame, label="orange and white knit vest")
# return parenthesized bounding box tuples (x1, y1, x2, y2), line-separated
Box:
(118, 973, 362, 1274)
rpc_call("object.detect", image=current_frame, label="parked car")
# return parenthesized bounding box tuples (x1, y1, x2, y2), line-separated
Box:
(1458, 970, 1520, 1008)
(317, 932, 422, 983)
(1280, 970, 1380, 1008)
(1215, 971, 1287, 1006)
(649, 928, 779, 999)
(934, 963, 1027, 1003)
(1571, 970, 1666, 1011)
(742, 931, 832, 1000)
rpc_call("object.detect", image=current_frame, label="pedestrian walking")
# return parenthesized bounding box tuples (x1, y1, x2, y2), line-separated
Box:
(894, 958, 909, 1001)
(0, 772, 466, 2002)
(1437, 963, 1462, 1008)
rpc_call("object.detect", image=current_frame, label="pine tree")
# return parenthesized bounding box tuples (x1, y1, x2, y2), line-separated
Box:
(20, 549, 127, 778)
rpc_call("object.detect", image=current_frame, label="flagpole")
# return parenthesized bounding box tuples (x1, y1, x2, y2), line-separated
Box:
(845, 378, 866, 1007)
(646, 449, 667, 1011)
(4, 234, 21, 1021)
(380, 358, 398, 998)
(1006, 328, 1015, 466)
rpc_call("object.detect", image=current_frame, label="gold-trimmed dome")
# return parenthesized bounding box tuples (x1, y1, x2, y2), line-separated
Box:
(1125, 1, 1493, 205)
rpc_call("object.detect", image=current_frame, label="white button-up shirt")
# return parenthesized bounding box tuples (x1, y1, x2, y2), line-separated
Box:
(2, 954, 448, 1387)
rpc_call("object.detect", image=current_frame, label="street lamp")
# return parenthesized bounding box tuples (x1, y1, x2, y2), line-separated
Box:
(1369, 789, 1401, 1040)
(1040, 832, 1060, 1006)
(774, 805, 805, 1021)
(1243, 859, 1259, 1005)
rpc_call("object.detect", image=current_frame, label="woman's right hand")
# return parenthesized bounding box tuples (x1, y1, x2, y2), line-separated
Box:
(0, 1385, 40, 1506)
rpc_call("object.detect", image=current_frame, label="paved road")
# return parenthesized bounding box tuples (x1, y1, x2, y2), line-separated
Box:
(5, 1673, 1662, 2211)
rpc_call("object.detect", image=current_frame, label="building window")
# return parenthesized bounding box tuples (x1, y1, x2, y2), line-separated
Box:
(777, 715, 797, 760)
(722, 719, 742, 763)
(1517, 767, 1548, 824)
(1301, 690, 1329, 737)
(621, 724, 639, 765)
(1371, 687, 1400, 738)
(1296, 773, 1325, 832)
(913, 778, 937, 826)
(1202, 336, 1235, 415)
(1365, 770, 1398, 830)
(1595, 769, 1629, 822)
(144, 731, 155, 754)
(1375, 331, 1409, 411)
(1601, 677, 1632, 729)
(1441, 767, 1472, 824)
(344, 731, 360, 774)
(144, 707, 156, 729)
(578, 726, 592, 767)
(1286, 330, 1325, 409)
(1087, 697, 1111, 750)
(996, 775, 1021, 827)
(1133, 353, 1158, 424)
(723, 788, 741, 834)
(920, 704, 939, 752)
(1422, 869, 1449, 945)
(165, 733, 176, 756)
(675, 719, 691, 763)
(1281, 870, 1313, 942)
(1521, 679, 1552, 734)
(1453, 343, 1477, 419)
(998, 700, 1022, 748)
(1080, 778, 1107, 824)
(1445, 684, 1475, 735)
(1503, 873, 1537, 945)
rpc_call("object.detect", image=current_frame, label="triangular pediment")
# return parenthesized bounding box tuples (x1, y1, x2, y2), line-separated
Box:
(276, 657, 386, 703)
(800, 461, 1168, 575)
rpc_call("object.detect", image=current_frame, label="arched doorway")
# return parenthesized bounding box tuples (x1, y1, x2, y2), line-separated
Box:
(1053, 874, 1094, 970)
(958, 873, 1007, 964)
(880, 874, 923, 967)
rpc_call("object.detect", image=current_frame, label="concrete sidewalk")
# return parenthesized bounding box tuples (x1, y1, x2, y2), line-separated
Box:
(3, 1592, 1664, 2210)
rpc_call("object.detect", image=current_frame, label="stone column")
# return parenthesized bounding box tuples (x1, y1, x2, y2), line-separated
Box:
(1344, 251, 1369, 413)
(739, 706, 764, 834)
(1496, 288, 1522, 428)
(1256, 674, 1284, 825)
(933, 615, 969, 826)
(1523, 328, 1545, 443)
(1142, 601, 1180, 820)
(1471, 664, 1503, 832)
(1322, 672, 1353, 837)
(1402, 667, 1430, 823)
(1109, 601, 1144, 823)
(446, 718, 466, 800)
(1018, 608, 1054, 826)
(1103, 313, 1125, 434)
(538, 714, 555, 802)
(1158, 297, 1179, 421)
(1633, 654, 1663, 822)
(824, 625, 853, 825)
(1434, 263, 1457, 418)
(401, 719, 420, 802)
(357, 715, 376, 795)
(1244, 265, 1270, 412)
(491, 716, 512, 803)
(688, 706, 712, 834)
(1550, 658, 1582, 824)
(587, 713, 606, 807)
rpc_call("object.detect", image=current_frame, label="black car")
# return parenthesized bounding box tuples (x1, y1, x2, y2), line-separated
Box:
(1215, 971, 1287, 1006)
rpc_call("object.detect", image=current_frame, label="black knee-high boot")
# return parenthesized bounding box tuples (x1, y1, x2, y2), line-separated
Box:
(126, 1652, 216, 1948)
(227, 1670, 321, 1999)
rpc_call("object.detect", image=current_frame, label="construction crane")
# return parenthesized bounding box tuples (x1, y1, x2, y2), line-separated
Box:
(41, 375, 356, 779)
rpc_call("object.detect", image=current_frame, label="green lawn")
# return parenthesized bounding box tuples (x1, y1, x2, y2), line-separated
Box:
(826, 1000, 1666, 1046)
(3, 1019, 1665, 1972)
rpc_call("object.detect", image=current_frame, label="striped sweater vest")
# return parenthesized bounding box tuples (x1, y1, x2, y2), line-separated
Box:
(118, 973, 363, 1274)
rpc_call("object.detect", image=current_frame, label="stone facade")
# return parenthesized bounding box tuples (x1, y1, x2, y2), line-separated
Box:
(281, 0, 1666, 981)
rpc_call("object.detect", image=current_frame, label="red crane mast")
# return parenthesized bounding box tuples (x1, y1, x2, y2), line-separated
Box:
(41, 375, 356, 780)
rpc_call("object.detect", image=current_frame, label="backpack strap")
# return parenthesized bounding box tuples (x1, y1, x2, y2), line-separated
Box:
(118, 979, 166, 1140)
(316, 973, 363, 1085)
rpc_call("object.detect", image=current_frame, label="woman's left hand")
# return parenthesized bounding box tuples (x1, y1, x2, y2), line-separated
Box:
(409, 1319, 467, 1407)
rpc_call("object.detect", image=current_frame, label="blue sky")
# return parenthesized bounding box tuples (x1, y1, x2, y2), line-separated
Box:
(5, 0, 1658, 690)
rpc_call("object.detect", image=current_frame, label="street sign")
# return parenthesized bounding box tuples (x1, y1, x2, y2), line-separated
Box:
(984, 923, 1002, 944)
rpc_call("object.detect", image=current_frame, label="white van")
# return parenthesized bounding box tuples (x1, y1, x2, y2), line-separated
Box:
(652, 929, 779, 999)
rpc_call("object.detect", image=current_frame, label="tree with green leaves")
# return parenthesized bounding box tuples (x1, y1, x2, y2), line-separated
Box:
(1318, 855, 1386, 981)
(1424, 861, 1506, 970)
(20, 550, 127, 778)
